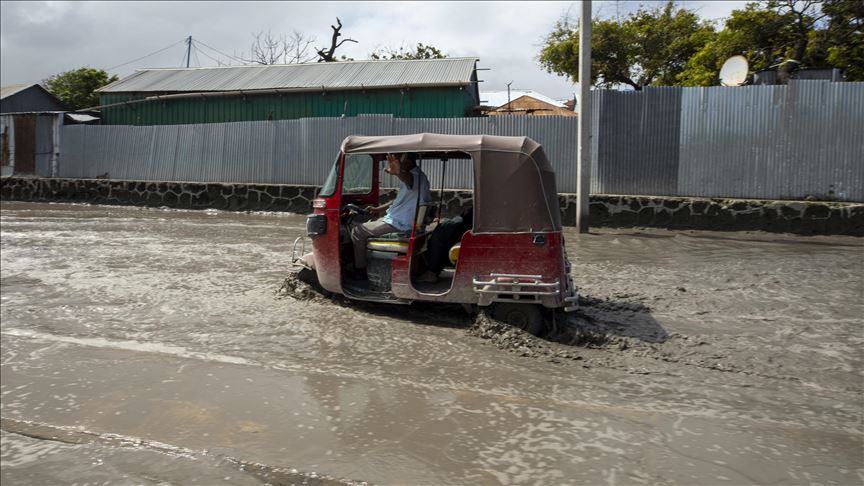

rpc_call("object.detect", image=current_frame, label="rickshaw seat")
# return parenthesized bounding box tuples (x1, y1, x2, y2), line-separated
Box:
(366, 203, 433, 254)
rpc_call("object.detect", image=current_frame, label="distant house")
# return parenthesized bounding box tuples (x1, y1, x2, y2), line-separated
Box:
(95, 58, 482, 125)
(480, 90, 577, 116)
(1, 84, 68, 113)
(1, 85, 71, 177)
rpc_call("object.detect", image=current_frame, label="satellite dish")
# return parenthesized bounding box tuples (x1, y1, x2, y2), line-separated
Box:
(720, 55, 749, 86)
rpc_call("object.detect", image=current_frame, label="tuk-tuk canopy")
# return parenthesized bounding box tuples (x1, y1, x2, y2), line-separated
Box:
(341, 133, 562, 233)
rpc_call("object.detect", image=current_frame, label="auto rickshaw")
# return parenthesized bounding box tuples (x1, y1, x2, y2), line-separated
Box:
(292, 133, 578, 335)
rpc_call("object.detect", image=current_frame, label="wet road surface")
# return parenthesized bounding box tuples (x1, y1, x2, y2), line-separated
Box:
(2, 202, 862, 485)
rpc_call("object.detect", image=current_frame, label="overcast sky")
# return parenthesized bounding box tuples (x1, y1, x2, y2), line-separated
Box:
(0, 1, 749, 100)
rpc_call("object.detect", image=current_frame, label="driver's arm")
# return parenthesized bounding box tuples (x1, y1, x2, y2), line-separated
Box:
(368, 200, 392, 217)
(385, 154, 415, 189)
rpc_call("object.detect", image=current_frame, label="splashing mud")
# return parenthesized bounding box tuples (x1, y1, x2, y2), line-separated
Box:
(276, 270, 335, 304)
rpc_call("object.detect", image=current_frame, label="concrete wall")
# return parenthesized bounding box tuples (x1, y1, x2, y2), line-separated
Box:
(2, 177, 862, 236)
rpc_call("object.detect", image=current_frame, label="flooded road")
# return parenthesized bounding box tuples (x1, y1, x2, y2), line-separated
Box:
(2, 202, 862, 485)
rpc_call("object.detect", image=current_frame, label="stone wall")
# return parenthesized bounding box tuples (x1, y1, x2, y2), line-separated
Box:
(2, 177, 862, 236)
(0, 177, 316, 214)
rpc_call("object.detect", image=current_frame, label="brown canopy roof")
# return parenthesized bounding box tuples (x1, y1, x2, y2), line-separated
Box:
(341, 133, 561, 233)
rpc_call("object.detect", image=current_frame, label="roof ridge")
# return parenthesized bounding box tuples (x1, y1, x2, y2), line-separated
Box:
(102, 58, 480, 93)
(134, 57, 480, 72)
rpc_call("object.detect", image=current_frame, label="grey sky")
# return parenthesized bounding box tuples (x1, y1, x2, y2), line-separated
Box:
(0, 1, 748, 100)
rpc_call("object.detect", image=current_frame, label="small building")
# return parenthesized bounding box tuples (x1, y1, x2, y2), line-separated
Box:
(1, 84, 68, 114)
(480, 90, 576, 116)
(1, 85, 74, 177)
(96, 58, 481, 125)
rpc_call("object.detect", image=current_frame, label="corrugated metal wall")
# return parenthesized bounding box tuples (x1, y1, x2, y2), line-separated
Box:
(1, 113, 60, 177)
(34, 115, 56, 176)
(59, 115, 581, 191)
(58, 81, 864, 201)
(596, 80, 863, 201)
(676, 81, 864, 201)
(594, 87, 681, 195)
(99, 87, 476, 125)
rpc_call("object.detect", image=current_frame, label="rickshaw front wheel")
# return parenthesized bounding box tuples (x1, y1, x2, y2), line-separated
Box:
(491, 303, 545, 337)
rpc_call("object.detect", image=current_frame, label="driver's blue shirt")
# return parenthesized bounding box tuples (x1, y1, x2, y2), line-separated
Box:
(383, 167, 431, 232)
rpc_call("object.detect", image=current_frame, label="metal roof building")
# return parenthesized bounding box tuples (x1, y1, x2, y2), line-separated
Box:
(480, 90, 567, 109)
(96, 58, 481, 125)
(1, 84, 68, 114)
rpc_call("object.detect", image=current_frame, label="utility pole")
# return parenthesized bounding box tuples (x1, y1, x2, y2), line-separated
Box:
(185, 35, 192, 68)
(576, 0, 592, 233)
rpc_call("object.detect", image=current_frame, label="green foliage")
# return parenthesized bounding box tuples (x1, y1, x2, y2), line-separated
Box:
(370, 43, 446, 60)
(541, 0, 863, 88)
(43, 67, 118, 110)
(539, 1, 715, 89)
(820, 0, 864, 80)
(678, 3, 798, 85)
(680, 0, 861, 85)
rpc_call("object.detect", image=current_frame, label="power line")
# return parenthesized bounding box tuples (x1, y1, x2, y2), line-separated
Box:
(107, 38, 188, 71)
(193, 43, 225, 66)
(193, 38, 249, 65)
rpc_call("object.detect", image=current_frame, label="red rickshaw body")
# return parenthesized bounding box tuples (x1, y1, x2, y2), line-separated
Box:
(302, 133, 578, 316)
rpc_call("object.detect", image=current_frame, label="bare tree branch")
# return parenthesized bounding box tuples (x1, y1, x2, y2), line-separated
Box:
(287, 30, 317, 63)
(241, 29, 317, 65)
(316, 17, 358, 62)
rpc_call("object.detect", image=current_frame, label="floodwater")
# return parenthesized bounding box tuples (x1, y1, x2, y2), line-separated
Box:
(1, 201, 862, 485)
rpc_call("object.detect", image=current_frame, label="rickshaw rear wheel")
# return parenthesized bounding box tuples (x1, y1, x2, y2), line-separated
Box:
(491, 303, 545, 337)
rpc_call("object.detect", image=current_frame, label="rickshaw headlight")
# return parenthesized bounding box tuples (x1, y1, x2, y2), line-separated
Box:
(306, 214, 327, 236)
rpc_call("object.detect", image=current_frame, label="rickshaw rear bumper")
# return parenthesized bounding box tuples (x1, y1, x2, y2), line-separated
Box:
(472, 273, 578, 311)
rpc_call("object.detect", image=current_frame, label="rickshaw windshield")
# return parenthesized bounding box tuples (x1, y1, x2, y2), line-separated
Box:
(318, 155, 340, 198)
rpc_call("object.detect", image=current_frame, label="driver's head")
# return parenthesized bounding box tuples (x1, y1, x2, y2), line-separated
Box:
(397, 153, 417, 170)
(387, 152, 417, 172)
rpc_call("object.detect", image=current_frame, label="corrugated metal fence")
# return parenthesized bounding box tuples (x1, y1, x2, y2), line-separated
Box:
(59, 115, 581, 191)
(594, 80, 864, 201)
(58, 80, 864, 201)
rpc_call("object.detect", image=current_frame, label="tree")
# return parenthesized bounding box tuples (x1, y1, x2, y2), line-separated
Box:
(678, 0, 864, 85)
(43, 67, 119, 110)
(370, 43, 447, 60)
(818, 0, 864, 80)
(316, 17, 357, 62)
(768, 0, 828, 82)
(245, 29, 316, 65)
(677, 3, 800, 85)
(538, 1, 716, 90)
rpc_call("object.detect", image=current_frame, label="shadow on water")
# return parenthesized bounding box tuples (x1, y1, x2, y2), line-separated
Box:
(567, 294, 669, 344)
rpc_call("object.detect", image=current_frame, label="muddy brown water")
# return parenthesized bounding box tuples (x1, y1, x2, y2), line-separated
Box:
(1, 202, 862, 485)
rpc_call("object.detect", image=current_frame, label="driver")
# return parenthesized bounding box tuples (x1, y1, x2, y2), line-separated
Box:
(349, 152, 431, 278)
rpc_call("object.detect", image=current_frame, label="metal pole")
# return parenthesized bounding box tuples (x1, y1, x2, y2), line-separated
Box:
(186, 36, 192, 68)
(576, 0, 592, 233)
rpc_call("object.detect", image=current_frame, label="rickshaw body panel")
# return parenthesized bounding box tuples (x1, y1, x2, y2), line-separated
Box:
(391, 232, 566, 305)
(310, 152, 380, 294)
